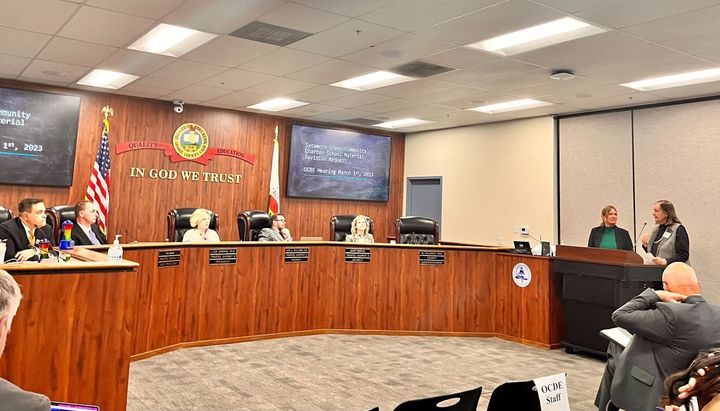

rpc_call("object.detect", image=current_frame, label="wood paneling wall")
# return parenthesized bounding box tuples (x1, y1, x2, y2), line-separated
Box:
(0, 80, 404, 242)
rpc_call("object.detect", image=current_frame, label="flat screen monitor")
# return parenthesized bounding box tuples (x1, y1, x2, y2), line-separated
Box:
(0, 86, 81, 187)
(286, 124, 391, 202)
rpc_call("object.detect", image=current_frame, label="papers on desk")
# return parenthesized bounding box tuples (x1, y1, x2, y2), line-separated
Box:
(637, 249, 655, 265)
(599, 327, 632, 348)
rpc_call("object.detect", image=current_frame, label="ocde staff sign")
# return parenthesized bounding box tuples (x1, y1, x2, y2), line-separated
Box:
(532, 373, 570, 411)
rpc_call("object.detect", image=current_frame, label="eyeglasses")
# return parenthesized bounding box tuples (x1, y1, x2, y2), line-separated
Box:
(276, 219, 286, 222)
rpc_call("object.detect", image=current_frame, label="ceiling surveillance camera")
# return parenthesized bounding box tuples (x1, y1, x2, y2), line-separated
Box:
(172, 99, 184, 113)
(174, 105, 183, 113)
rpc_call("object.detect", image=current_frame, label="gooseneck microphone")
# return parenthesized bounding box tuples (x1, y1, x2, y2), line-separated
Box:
(634, 222, 647, 250)
(34, 224, 56, 256)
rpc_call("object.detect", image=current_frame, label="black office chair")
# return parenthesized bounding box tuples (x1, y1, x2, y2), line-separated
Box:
(46, 205, 77, 244)
(0, 206, 13, 224)
(167, 208, 219, 242)
(395, 216, 439, 245)
(393, 386, 482, 411)
(237, 210, 272, 241)
(329, 215, 374, 242)
(486, 380, 540, 411)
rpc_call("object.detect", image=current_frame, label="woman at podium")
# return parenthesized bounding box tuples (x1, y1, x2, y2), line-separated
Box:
(640, 200, 689, 266)
(587, 205, 633, 250)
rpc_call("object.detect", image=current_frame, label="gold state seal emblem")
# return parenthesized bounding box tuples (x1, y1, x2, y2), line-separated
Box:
(173, 123, 209, 160)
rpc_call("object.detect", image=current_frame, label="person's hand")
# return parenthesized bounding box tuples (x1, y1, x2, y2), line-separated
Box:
(655, 290, 686, 303)
(676, 367, 704, 400)
(640, 232, 650, 246)
(15, 248, 37, 262)
(281, 228, 291, 239)
(653, 257, 668, 266)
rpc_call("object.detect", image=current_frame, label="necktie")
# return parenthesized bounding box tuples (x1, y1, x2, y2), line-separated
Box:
(87, 229, 100, 245)
(28, 229, 35, 248)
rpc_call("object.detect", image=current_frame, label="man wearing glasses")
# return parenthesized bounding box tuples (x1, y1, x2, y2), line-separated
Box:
(258, 214, 293, 242)
(0, 198, 55, 263)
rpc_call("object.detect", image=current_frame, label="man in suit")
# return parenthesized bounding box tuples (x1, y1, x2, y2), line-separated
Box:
(258, 214, 293, 242)
(0, 269, 51, 410)
(71, 201, 107, 246)
(0, 198, 54, 262)
(595, 262, 720, 411)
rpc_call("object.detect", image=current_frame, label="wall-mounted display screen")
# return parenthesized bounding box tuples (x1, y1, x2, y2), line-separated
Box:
(287, 124, 391, 202)
(0, 86, 81, 187)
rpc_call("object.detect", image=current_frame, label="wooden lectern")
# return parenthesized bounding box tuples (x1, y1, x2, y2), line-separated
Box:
(554, 245, 664, 355)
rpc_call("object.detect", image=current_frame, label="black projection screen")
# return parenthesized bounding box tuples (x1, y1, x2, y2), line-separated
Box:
(287, 124, 391, 202)
(0, 87, 81, 187)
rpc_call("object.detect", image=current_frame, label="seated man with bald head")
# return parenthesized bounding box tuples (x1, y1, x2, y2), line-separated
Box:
(595, 263, 720, 411)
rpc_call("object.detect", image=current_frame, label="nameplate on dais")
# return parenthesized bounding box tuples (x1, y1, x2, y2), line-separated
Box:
(345, 248, 371, 263)
(158, 249, 181, 267)
(419, 251, 445, 265)
(209, 248, 237, 265)
(285, 247, 309, 263)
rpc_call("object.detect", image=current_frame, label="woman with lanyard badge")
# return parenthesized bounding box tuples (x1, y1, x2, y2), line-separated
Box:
(640, 200, 689, 266)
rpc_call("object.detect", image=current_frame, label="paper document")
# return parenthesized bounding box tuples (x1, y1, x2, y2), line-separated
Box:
(637, 249, 655, 265)
(599, 327, 632, 348)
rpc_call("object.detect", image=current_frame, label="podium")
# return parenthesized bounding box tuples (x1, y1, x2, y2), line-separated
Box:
(554, 245, 663, 355)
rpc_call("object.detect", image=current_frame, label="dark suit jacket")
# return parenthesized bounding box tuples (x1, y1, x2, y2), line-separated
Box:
(0, 217, 55, 262)
(609, 288, 720, 411)
(0, 378, 50, 411)
(587, 225, 633, 250)
(71, 223, 108, 245)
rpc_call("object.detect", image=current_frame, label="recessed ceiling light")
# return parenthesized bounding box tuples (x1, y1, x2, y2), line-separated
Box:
(76, 69, 139, 89)
(468, 99, 552, 114)
(620, 68, 720, 91)
(246, 98, 308, 112)
(465, 17, 606, 56)
(373, 118, 433, 129)
(331, 71, 415, 91)
(550, 70, 575, 80)
(128, 23, 217, 57)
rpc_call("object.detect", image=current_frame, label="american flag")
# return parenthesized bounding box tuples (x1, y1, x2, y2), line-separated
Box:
(85, 117, 111, 233)
(267, 126, 280, 215)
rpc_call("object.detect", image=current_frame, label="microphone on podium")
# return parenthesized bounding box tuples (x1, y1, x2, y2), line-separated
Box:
(634, 222, 647, 250)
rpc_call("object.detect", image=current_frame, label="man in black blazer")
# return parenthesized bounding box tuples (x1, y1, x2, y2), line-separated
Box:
(70, 201, 107, 246)
(0, 198, 54, 263)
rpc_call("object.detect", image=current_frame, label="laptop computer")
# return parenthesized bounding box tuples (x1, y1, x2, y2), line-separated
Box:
(51, 402, 100, 411)
(513, 241, 533, 255)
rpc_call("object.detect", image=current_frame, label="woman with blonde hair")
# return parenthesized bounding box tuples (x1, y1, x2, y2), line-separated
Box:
(182, 208, 220, 243)
(587, 205, 633, 250)
(345, 215, 374, 243)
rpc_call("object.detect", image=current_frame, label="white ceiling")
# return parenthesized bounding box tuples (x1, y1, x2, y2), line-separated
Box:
(2, 0, 720, 132)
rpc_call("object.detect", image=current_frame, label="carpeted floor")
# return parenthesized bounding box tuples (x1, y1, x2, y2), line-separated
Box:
(127, 334, 605, 410)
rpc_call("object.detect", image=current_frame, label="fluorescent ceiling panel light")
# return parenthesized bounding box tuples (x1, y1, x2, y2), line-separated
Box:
(466, 17, 606, 56)
(128, 23, 217, 57)
(246, 98, 308, 112)
(373, 118, 433, 129)
(620, 68, 720, 91)
(468, 99, 552, 114)
(77, 69, 139, 89)
(331, 71, 415, 91)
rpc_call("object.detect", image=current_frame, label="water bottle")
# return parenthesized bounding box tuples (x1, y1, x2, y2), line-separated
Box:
(108, 234, 123, 263)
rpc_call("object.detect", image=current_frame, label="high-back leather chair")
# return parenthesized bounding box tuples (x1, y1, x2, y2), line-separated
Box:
(0, 206, 13, 224)
(329, 215, 374, 242)
(395, 216, 439, 245)
(167, 208, 219, 242)
(486, 380, 540, 411)
(237, 210, 272, 241)
(46, 205, 77, 244)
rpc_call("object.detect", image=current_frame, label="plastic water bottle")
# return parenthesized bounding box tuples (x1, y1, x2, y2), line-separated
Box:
(108, 234, 123, 263)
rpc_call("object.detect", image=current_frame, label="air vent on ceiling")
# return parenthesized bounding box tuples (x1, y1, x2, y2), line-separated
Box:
(230, 21, 312, 46)
(346, 118, 380, 126)
(389, 60, 454, 78)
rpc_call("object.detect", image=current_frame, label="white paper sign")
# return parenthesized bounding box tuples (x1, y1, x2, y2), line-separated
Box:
(533, 373, 570, 411)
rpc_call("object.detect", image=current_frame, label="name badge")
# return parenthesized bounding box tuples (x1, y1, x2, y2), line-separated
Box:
(662, 230, 672, 239)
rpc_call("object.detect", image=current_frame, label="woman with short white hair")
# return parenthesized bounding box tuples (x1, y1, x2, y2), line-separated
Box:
(182, 209, 220, 243)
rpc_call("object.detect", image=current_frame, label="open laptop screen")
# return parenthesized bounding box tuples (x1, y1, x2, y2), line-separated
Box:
(513, 241, 532, 254)
(51, 402, 100, 411)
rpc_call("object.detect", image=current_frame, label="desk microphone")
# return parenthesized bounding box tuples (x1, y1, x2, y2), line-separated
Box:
(123, 229, 139, 244)
(34, 225, 56, 256)
(634, 222, 647, 250)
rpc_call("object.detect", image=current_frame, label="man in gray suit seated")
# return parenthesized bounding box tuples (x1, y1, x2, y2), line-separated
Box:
(0, 269, 51, 411)
(595, 262, 720, 411)
(258, 214, 293, 242)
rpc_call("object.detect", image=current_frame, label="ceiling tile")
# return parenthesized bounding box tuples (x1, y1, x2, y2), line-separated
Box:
(131, 76, 190, 91)
(433, 58, 540, 85)
(86, 0, 185, 19)
(21, 59, 89, 83)
(16, 76, 71, 87)
(578, 0, 720, 29)
(361, 0, 503, 32)
(38, 37, 117, 67)
(164, 0, 284, 34)
(286, 85, 357, 103)
(172, 84, 232, 102)
(58, 5, 155, 47)
(307, 108, 377, 121)
(0, 54, 31, 77)
(205, 90, 267, 108)
(569, 92, 666, 110)
(0, 27, 51, 58)
(423, 47, 498, 69)
(530, 0, 615, 14)
(434, 91, 516, 109)
(243, 77, 319, 96)
(257, 2, 349, 33)
(620, 4, 720, 43)
(322, 92, 394, 108)
(283, 103, 343, 117)
(98, 49, 175, 76)
(285, 59, 375, 84)
(118, 83, 179, 99)
(356, 98, 421, 113)
(150, 60, 227, 83)
(371, 79, 458, 98)
(643, 81, 720, 100)
(0, 0, 79, 34)
(181, 36, 278, 68)
(239, 48, 330, 76)
(341, 33, 455, 69)
(288, 19, 405, 58)
(197, 69, 274, 91)
(471, 68, 555, 92)
(291, 0, 393, 17)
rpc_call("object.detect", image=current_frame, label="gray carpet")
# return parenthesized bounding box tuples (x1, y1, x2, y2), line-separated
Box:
(127, 335, 605, 410)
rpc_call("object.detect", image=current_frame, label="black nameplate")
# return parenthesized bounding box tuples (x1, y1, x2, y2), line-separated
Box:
(158, 249, 181, 267)
(209, 248, 237, 265)
(285, 247, 309, 263)
(419, 250, 445, 265)
(345, 247, 371, 263)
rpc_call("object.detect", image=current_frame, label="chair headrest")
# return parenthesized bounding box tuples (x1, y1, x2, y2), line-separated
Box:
(397, 216, 436, 234)
(0, 206, 13, 223)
